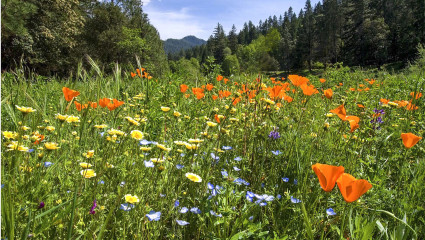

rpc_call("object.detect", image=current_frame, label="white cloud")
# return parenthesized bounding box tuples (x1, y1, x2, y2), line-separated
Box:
(142, 0, 151, 6)
(144, 7, 209, 40)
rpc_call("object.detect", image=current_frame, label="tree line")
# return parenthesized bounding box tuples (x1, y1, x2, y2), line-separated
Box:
(171, 0, 425, 75)
(1, 0, 168, 76)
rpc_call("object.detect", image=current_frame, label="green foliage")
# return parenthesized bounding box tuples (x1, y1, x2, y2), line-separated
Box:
(222, 55, 240, 76)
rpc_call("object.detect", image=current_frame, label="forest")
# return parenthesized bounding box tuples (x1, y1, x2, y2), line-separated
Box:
(2, 0, 425, 77)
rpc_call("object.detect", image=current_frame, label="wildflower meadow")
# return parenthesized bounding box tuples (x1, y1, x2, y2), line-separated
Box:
(1, 61, 425, 239)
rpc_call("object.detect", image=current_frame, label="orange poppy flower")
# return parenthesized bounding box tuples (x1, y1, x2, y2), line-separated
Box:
(192, 87, 204, 95)
(184, 94, 190, 98)
(380, 98, 390, 104)
(367, 79, 375, 85)
(62, 87, 80, 102)
(288, 75, 309, 86)
(195, 92, 205, 100)
(74, 101, 88, 111)
(206, 84, 214, 91)
(406, 102, 418, 110)
(312, 163, 345, 192)
(212, 95, 218, 100)
(323, 89, 333, 99)
(339, 83, 343, 86)
(216, 75, 223, 81)
(357, 104, 365, 108)
(136, 69, 141, 77)
(107, 99, 124, 111)
(266, 85, 284, 99)
(131, 72, 137, 78)
(284, 95, 293, 103)
(359, 84, 365, 88)
(401, 133, 422, 149)
(346, 115, 360, 132)
(349, 88, 356, 91)
(99, 98, 111, 108)
(88, 101, 98, 109)
(180, 84, 189, 93)
(336, 173, 372, 203)
(224, 78, 229, 84)
(34, 134, 45, 145)
(214, 114, 221, 123)
(410, 92, 423, 99)
(320, 78, 326, 83)
(363, 87, 370, 91)
(330, 104, 347, 121)
(232, 97, 241, 106)
(300, 83, 318, 96)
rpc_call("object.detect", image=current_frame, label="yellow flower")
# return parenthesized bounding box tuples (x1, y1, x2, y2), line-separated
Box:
(213, 107, 219, 112)
(66, 115, 80, 123)
(229, 118, 239, 122)
(7, 141, 28, 152)
(156, 144, 171, 151)
(83, 150, 95, 158)
(21, 126, 30, 131)
(80, 169, 96, 178)
(185, 172, 202, 182)
(16, 105, 36, 113)
(44, 142, 60, 150)
(261, 98, 275, 105)
(124, 194, 140, 204)
(151, 158, 165, 163)
(173, 111, 181, 117)
(206, 121, 217, 127)
(22, 135, 29, 140)
(174, 141, 187, 146)
(55, 113, 68, 122)
(188, 138, 204, 144)
(185, 143, 199, 150)
(140, 147, 152, 151)
(107, 128, 125, 136)
(125, 116, 140, 126)
(161, 106, 171, 112)
(213, 148, 225, 153)
(184, 115, 191, 120)
(94, 124, 108, 129)
(3, 131, 18, 140)
(20, 165, 33, 172)
(45, 126, 55, 132)
(130, 130, 144, 140)
(106, 162, 114, 168)
(80, 162, 93, 168)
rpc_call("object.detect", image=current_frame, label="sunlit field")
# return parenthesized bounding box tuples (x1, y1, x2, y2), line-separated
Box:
(1, 62, 424, 239)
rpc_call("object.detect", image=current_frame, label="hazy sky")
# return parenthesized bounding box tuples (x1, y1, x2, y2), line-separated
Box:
(142, 0, 320, 40)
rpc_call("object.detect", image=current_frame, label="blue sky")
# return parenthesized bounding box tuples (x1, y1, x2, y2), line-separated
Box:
(143, 0, 320, 40)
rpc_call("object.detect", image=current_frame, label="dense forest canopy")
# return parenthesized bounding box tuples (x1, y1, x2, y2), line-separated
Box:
(1, 0, 425, 76)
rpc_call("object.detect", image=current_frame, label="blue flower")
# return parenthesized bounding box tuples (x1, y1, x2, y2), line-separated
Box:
(208, 182, 214, 190)
(144, 160, 154, 168)
(120, 203, 134, 211)
(27, 149, 35, 153)
(146, 211, 161, 221)
(180, 153, 185, 157)
(259, 202, 267, 206)
(290, 196, 301, 203)
(249, 216, 254, 221)
(174, 200, 180, 207)
(98, 180, 105, 184)
(190, 207, 201, 214)
(176, 164, 184, 169)
(234, 157, 242, 161)
(234, 178, 250, 186)
(271, 150, 281, 155)
(293, 179, 298, 185)
(233, 166, 241, 171)
(160, 194, 166, 197)
(326, 208, 336, 216)
(44, 162, 53, 167)
(176, 219, 189, 226)
(222, 146, 232, 150)
(180, 207, 188, 213)
(120, 181, 125, 187)
(246, 191, 255, 202)
(282, 177, 289, 182)
(211, 153, 219, 160)
(139, 139, 152, 145)
(210, 210, 222, 217)
(277, 194, 282, 200)
(221, 169, 228, 178)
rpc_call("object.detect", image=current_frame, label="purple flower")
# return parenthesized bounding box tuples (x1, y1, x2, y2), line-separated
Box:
(268, 127, 281, 139)
(38, 202, 45, 209)
(90, 199, 97, 214)
(282, 177, 289, 182)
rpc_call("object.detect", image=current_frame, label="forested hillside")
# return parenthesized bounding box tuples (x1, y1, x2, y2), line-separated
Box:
(1, 0, 168, 76)
(163, 36, 206, 55)
(171, 0, 425, 74)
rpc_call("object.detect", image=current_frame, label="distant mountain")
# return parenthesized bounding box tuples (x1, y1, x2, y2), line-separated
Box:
(163, 36, 206, 54)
